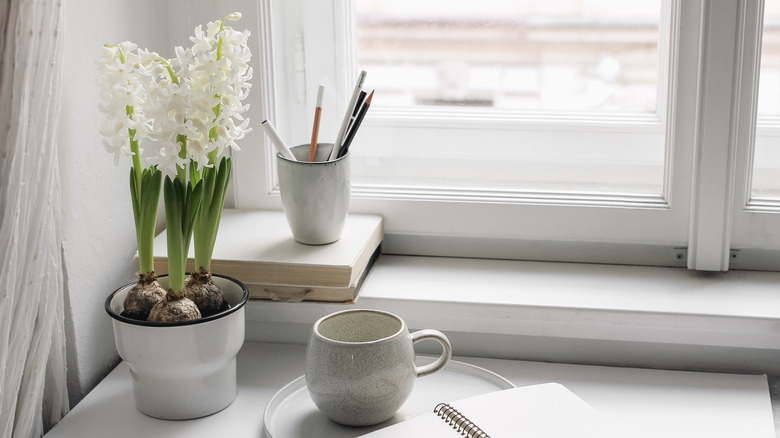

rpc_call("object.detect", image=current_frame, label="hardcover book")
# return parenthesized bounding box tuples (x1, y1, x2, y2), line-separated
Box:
(153, 209, 383, 303)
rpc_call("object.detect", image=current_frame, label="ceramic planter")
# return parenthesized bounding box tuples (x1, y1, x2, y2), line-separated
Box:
(105, 274, 249, 420)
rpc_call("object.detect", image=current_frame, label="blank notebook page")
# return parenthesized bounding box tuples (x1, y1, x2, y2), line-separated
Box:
(358, 383, 620, 437)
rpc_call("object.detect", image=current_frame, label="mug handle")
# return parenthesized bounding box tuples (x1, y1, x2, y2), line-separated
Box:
(411, 329, 452, 377)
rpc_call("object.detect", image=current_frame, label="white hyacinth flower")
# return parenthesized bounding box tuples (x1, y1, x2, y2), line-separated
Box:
(96, 42, 151, 166)
(185, 12, 252, 163)
(97, 13, 251, 180)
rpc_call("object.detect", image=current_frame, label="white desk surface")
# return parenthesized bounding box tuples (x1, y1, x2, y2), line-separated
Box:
(45, 342, 775, 437)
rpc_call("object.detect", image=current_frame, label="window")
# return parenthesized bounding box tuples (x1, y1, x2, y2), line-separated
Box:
(752, 2, 780, 200)
(351, 0, 666, 198)
(729, 0, 780, 271)
(235, 0, 775, 271)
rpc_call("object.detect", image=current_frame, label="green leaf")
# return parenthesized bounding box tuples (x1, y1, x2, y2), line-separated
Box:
(208, 157, 231, 249)
(130, 167, 163, 274)
(189, 161, 201, 186)
(182, 178, 204, 261)
(137, 168, 162, 273)
(192, 156, 231, 271)
(163, 176, 186, 295)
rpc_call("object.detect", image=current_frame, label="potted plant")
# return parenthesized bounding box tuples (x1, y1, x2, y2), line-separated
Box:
(100, 13, 252, 419)
(182, 12, 252, 317)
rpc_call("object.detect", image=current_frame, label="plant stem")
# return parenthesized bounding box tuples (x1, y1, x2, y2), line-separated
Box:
(127, 107, 143, 191)
(155, 57, 180, 86)
(207, 103, 220, 164)
(176, 133, 188, 185)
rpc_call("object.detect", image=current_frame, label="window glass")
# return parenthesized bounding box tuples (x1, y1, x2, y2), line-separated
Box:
(356, 0, 661, 113)
(353, 0, 666, 197)
(753, 3, 780, 200)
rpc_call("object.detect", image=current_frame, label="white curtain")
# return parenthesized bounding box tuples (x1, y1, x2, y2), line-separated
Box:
(0, 0, 69, 436)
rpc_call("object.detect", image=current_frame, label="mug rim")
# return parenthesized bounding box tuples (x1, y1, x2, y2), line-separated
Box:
(277, 143, 350, 164)
(312, 309, 406, 345)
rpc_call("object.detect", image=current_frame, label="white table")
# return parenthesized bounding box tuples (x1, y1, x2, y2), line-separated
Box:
(45, 342, 776, 437)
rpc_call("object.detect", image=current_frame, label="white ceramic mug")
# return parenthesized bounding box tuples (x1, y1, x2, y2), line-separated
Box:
(277, 143, 350, 245)
(305, 309, 452, 426)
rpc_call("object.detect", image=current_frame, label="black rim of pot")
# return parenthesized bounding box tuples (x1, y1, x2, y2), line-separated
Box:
(104, 273, 250, 327)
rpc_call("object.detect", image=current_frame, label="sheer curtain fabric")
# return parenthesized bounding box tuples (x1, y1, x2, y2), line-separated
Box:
(0, 0, 69, 436)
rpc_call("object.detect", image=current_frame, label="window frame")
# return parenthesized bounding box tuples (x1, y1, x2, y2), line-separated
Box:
(231, 0, 775, 271)
(729, 0, 780, 270)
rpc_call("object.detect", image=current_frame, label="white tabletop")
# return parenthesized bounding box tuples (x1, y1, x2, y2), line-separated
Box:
(45, 342, 775, 437)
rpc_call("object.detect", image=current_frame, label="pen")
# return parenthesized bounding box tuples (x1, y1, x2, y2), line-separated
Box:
(308, 84, 325, 162)
(329, 70, 367, 160)
(344, 90, 367, 139)
(338, 90, 373, 158)
(261, 120, 296, 161)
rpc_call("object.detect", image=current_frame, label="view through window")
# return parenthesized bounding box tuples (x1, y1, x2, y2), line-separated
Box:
(354, 0, 666, 198)
(356, 1, 661, 113)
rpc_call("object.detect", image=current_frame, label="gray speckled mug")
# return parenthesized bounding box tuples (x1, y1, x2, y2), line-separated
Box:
(305, 309, 452, 426)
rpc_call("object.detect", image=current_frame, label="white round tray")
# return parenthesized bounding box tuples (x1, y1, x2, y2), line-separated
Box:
(263, 358, 515, 438)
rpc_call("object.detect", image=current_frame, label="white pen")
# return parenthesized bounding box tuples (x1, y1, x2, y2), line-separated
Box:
(329, 70, 367, 161)
(261, 120, 296, 161)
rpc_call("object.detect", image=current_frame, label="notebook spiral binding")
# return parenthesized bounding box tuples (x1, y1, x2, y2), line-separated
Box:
(433, 403, 491, 438)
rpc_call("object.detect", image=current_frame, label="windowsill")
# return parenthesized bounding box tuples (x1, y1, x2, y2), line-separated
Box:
(44, 342, 777, 438)
(246, 254, 780, 375)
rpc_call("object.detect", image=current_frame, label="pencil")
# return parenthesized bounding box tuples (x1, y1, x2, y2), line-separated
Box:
(329, 70, 367, 160)
(338, 90, 374, 158)
(261, 120, 296, 161)
(308, 84, 325, 162)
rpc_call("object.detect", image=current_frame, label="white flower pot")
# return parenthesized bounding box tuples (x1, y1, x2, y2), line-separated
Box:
(105, 274, 249, 420)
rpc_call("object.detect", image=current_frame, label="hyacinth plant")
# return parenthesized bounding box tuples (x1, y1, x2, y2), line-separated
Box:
(98, 42, 166, 320)
(182, 13, 252, 317)
(99, 13, 251, 323)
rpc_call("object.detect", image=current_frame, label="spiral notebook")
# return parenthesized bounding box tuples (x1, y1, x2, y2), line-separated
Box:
(358, 383, 620, 437)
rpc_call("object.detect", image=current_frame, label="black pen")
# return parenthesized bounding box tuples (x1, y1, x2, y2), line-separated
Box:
(338, 90, 374, 158)
(330, 70, 367, 160)
(344, 90, 367, 137)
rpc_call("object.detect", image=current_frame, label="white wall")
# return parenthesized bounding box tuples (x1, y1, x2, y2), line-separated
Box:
(59, 0, 169, 406)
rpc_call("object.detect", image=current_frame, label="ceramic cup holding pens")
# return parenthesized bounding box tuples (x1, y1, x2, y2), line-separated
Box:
(277, 143, 350, 245)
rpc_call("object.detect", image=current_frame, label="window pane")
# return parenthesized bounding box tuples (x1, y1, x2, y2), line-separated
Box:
(351, 1, 667, 198)
(356, 0, 661, 113)
(753, 3, 780, 200)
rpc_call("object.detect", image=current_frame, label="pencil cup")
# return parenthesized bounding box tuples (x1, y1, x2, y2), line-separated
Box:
(277, 143, 350, 245)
